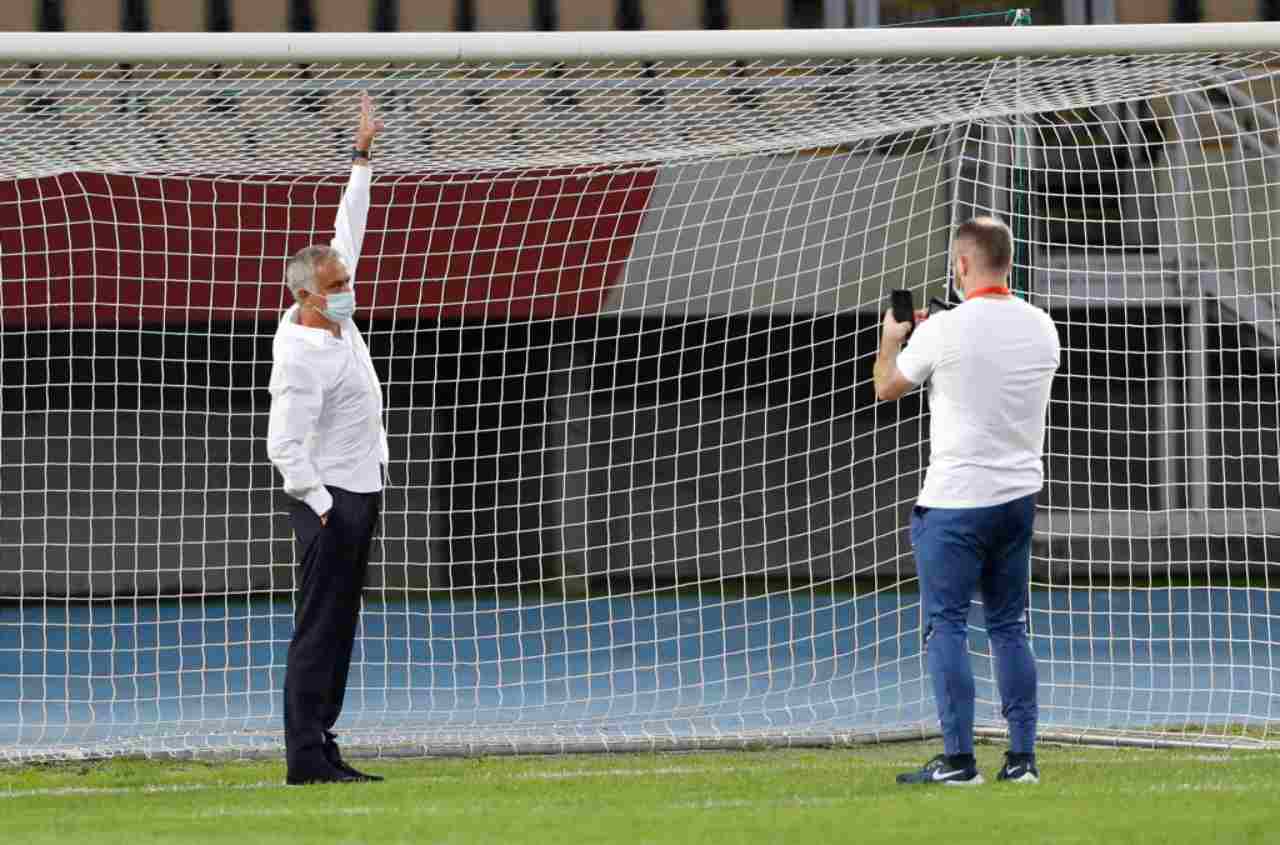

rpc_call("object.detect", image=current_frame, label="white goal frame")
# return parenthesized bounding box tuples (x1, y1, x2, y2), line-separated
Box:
(3, 23, 1280, 761)
(1, 23, 1279, 63)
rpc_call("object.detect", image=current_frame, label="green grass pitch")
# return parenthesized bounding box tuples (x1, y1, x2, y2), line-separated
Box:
(2, 741, 1275, 844)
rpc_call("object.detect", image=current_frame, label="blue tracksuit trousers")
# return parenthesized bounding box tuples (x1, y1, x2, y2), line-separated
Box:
(910, 493, 1039, 756)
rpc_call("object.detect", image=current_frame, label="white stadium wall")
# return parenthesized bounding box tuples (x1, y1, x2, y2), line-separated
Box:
(608, 148, 953, 316)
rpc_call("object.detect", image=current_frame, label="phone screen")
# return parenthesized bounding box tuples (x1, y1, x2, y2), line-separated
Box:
(891, 289, 915, 338)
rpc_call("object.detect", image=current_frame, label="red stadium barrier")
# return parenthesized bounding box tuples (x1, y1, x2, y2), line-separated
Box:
(0, 167, 655, 327)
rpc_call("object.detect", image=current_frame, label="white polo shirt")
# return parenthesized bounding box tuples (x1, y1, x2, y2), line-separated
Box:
(266, 165, 388, 517)
(895, 295, 1060, 509)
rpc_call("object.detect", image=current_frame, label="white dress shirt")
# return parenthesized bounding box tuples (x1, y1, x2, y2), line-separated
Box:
(896, 296, 1060, 509)
(266, 165, 388, 517)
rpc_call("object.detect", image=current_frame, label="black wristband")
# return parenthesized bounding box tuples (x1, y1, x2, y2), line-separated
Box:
(351, 146, 370, 161)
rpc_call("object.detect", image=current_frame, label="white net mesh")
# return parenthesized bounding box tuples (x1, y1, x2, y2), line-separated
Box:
(0, 51, 1275, 176)
(2, 35, 1280, 760)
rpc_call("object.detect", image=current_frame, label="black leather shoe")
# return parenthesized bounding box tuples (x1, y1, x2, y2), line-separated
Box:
(334, 761, 383, 782)
(324, 741, 384, 782)
(285, 761, 358, 786)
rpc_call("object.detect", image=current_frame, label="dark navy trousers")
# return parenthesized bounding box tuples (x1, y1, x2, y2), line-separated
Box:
(284, 486, 380, 772)
(910, 493, 1039, 757)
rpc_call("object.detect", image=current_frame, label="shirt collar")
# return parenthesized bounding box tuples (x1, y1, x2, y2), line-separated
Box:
(279, 303, 336, 348)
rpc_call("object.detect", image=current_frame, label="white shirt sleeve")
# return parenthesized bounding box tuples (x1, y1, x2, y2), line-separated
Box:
(1045, 312, 1062, 368)
(330, 164, 371, 283)
(896, 314, 943, 386)
(266, 352, 333, 517)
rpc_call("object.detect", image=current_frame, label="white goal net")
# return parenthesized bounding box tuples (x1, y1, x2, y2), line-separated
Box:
(2, 26, 1279, 761)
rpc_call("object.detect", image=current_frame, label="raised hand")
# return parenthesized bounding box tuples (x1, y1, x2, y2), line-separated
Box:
(354, 91, 385, 153)
(882, 307, 913, 345)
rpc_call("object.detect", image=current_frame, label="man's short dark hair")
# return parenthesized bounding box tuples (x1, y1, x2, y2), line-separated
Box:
(954, 217, 1013, 273)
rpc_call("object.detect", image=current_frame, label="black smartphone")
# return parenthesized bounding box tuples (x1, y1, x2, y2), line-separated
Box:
(891, 289, 916, 339)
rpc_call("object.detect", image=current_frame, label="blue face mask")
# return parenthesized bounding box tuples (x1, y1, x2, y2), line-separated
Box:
(314, 290, 356, 323)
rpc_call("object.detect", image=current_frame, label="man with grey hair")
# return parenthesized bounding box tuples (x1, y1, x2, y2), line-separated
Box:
(267, 92, 386, 785)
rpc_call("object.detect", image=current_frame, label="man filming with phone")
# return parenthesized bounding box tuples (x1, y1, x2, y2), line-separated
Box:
(873, 217, 1060, 786)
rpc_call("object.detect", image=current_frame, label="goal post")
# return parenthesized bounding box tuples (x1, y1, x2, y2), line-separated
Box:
(2, 24, 1279, 761)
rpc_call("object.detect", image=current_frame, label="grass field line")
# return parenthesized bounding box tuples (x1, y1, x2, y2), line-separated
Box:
(0, 780, 282, 800)
(190, 796, 860, 819)
(193, 806, 383, 819)
(509, 759, 916, 778)
(0, 747, 1260, 804)
(8, 778, 1259, 818)
(182, 798, 853, 821)
(0, 763, 809, 798)
(667, 796, 849, 810)
(511, 764, 704, 779)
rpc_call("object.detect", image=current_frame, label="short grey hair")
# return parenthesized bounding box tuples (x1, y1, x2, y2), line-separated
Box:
(285, 245, 344, 297)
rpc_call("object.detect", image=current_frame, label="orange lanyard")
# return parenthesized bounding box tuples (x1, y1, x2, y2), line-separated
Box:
(965, 285, 1011, 300)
